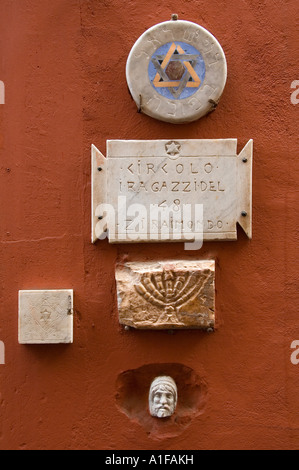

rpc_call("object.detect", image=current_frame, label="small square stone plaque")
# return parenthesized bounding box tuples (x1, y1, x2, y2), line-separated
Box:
(116, 260, 215, 330)
(18, 290, 73, 344)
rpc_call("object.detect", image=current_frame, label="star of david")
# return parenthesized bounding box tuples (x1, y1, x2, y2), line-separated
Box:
(40, 309, 51, 321)
(151, 42, 201, 99)
(165, 141, 181, 156)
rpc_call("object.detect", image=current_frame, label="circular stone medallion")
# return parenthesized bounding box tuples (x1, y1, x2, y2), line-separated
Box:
(126, 19, 227, 124)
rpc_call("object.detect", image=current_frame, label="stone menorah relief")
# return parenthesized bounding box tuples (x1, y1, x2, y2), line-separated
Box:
(149, 376, 178, 418)
(116, 260, 215, 330)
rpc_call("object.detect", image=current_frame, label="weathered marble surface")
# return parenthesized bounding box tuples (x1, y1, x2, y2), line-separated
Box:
(126, 19, 227, 123)
(116, 260, 215, 330)
(18, 290, 73, 344)
(92, 139, 253, 244)
(149, 376, 178, 418)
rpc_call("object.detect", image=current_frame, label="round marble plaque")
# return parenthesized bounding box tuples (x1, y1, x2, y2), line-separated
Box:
(126, 18, 227, 124)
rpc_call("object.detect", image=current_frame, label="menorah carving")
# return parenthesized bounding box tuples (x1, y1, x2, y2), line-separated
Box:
(134, 268, 212, 326)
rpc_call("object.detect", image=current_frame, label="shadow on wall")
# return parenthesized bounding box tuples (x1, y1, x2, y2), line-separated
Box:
(115, 363, 207, 439)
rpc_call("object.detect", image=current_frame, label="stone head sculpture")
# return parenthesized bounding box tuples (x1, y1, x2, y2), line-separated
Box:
(149, 376, 177, 418)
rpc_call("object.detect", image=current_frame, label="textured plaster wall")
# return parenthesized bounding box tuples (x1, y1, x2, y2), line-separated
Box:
(0, 0, 298, 450)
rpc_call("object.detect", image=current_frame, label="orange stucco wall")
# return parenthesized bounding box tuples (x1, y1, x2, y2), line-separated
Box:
(0, 0, 298, 450)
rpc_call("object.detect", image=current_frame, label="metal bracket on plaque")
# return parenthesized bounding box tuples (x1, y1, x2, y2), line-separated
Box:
(91, 139, 252, 244)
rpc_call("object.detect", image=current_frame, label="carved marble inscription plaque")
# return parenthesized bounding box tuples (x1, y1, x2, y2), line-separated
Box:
(116, 260, 215, 330)
(92, 139, 253, 244)
(18, 290, 73, 344)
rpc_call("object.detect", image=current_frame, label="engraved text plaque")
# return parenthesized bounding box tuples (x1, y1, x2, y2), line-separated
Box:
(92, 139, 252, 244)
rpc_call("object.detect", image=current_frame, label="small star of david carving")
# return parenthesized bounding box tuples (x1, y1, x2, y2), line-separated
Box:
(165, 141, 181, 156)
(151, 42, 201, 99)
(40, 309, 51, 321)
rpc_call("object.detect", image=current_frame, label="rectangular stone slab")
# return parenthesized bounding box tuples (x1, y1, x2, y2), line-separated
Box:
(18, 290, 73, 344)
(116, 260, 215, 330)
(92, 139, 252, 244)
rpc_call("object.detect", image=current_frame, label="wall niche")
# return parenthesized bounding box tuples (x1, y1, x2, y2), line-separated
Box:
(115, 363, 207, 438)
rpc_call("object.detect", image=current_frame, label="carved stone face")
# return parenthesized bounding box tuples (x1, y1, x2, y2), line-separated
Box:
(149, 376, 177, 418)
